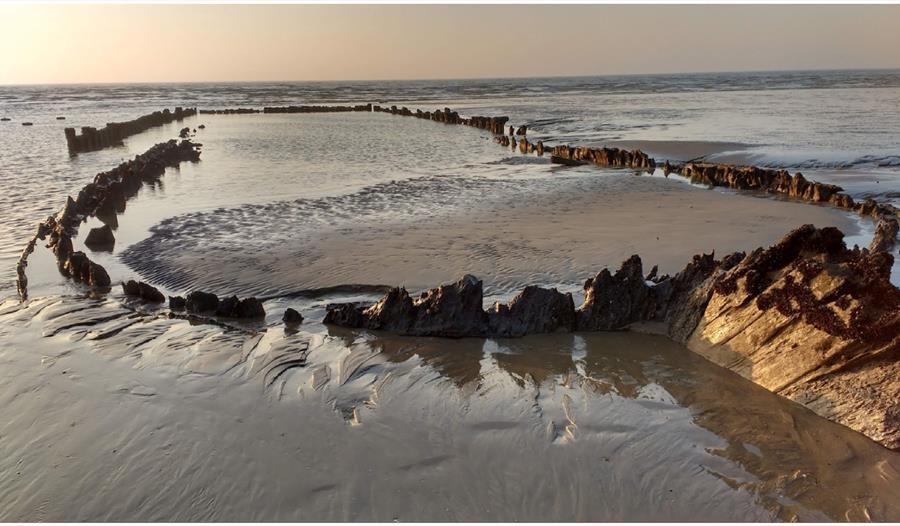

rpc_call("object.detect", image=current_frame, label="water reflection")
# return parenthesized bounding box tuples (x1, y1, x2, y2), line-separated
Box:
(1, 294, 899, 521)
(334, 327, 900, 521)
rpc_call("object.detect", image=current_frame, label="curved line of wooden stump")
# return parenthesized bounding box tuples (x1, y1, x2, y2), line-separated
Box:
(16, 139, 201, 300)
(13, 104, 900, 449)
(21, 103, 900, 310)
(64, 107, 198, 154)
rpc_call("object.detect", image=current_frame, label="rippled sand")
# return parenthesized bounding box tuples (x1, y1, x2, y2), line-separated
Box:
(105, 115, 858, 300)
(1, 296, 898, 521)
(121, 165, 858, 299)
(2, 105, 897, 522)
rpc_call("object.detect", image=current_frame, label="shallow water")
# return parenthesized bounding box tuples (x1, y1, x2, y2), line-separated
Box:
(5, 112, 867, 301)
(118, 131, 859, 299)
(3, 70, 900, 294)
(1, 71, 899, 521)
(1, 296, 898, 521)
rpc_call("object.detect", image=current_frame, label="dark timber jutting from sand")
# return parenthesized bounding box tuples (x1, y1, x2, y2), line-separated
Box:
(16, 140, 201, 299)
(64, 107, 197, 153)
(324, 225, 900, 450)
(16, 102, 900, 452)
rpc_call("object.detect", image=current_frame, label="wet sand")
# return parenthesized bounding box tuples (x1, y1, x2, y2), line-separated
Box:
(1, 296, 898, 521)
(122, 168, 859, 299)
(601, 139, 754, 163)
(2, 108, 897, 522)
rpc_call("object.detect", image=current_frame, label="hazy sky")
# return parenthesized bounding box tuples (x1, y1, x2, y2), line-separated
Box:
(2, 4, 900, 84)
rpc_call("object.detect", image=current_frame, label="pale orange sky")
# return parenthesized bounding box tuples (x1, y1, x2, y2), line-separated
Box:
(2, 4, 900, 84)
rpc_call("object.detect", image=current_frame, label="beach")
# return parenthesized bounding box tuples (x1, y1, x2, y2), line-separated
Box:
(2, 300, 899, 521)
(1, 71, 899, 521)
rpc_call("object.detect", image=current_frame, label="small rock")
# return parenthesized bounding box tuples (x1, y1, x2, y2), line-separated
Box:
(869, 216, 899, 253)
(139, 283, 164, 303)
(123, 280, 141, 296)
(323, 302, 364, 327)
(283, 308, 303, 324)
(83, 224, 115, 252)
(214, 295, 265, 318)
(63, 251, 111, 288)
(169, 296, 186, 310)
(121, 280, 165, 303)
(185, 291, 219, 313)
(576, 255, 652, 331)
(216, 295, 240, 317)
(487, 286, 575, 337)
(325, 275, 486, 337)
(237, 297, 265, 319)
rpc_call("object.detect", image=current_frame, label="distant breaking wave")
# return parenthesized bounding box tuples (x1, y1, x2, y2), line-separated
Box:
(4, 70, 900, 107)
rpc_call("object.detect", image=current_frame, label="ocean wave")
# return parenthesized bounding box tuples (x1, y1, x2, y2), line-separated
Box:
(5, 70, 900, 107)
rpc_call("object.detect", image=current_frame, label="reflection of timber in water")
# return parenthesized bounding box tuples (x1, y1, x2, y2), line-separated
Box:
(492, 335, 577, 387)
(2, 297, 899, 521)
(327, 324, 900, 521)
(371, 329, 900, 521)
(508, 332, 900, 522)
(368, 334, 485, 388)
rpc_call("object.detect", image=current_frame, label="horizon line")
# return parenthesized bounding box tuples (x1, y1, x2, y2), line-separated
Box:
(3, 66, 899, 88)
